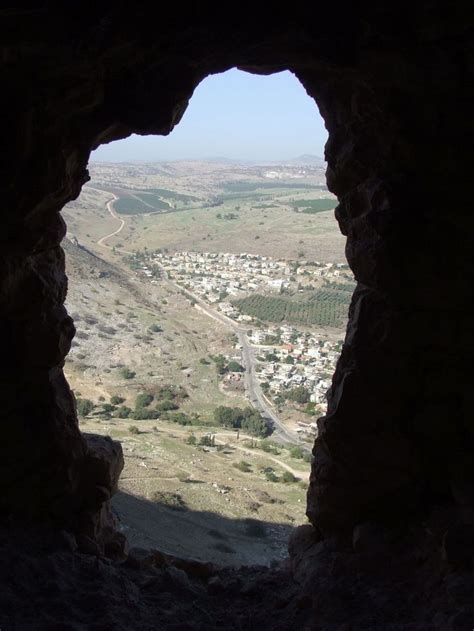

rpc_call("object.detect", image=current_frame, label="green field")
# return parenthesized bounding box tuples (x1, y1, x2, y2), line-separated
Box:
(114, 195, 171, 214)
(219, 181, 325, 192)
(233, 289, 352, 328)
(293, 199, 338, 213)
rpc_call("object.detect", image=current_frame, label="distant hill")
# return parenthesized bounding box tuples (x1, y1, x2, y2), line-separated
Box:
(283, 154, 326, 167)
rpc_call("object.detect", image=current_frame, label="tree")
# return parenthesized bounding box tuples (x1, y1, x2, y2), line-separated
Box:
(286, 386, 311, 404)
(131, 408, 160, 420)
(284, 355, 295, 365)
(156, 400, 179, 412)
(281, 471, 297, 484)
(135, 393, 154, 409)
(186, 433, 197, 445)
(110, 395, 125, 405)
(119, 367, 136, 380)
(76, 398, 94, 417)
(227, 360, 244, 373)
(241, 412, 270, 438)
(116, 406, 132, 418)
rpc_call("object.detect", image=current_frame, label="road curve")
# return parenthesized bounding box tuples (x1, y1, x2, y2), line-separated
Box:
(157, 264, 304, 447)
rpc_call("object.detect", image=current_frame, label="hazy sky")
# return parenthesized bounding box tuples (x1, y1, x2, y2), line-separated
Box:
(92, 69, 328, 163)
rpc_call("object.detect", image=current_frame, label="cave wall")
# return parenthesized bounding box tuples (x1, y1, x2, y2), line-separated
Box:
(0, 4, 472, 543)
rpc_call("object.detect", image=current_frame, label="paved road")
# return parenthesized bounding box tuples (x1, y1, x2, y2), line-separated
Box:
(157, 264, 304, 447)
(91, 192, 306, 449)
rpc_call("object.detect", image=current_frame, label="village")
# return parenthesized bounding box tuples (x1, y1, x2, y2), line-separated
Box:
(153, 250, 351, 301)
(125, 249, 351, 426)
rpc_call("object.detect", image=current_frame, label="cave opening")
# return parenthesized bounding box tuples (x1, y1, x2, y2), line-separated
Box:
(61, 68, 351, 566)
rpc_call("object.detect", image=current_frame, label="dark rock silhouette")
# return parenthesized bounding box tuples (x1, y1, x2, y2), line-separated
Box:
(0, 3, 473, 628)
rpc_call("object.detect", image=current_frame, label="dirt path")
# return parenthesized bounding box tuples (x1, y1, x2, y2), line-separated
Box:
(96, 192, 126, 248)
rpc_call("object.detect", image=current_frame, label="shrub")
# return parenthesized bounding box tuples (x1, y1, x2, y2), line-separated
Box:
(149, 323, 163, 333)
(199, 357, 210, 365)
(156, 400, 179, 412)
(76, 398, 94, 417)
(289, 446, 304, 460)
(119, 367, 136, 380)
(265, 470, 279, 483)
(135, 393, 154, 409)
(233, 461, 251, 473)
(128, 425, 139, 434)
(186, 433, 197, 445)
(116, 405, 132, 418)
(199, 434, 214, 447)
(110, 395, 125, 405)
(281, 471, 298, 484)
(227, 360, 244, 372)
(131, 408, 160, 420)
(102, 403, 115, 413)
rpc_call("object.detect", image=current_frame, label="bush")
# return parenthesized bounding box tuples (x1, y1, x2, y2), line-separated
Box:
(102, 403, 115, 413)
(199, 434, 214, 447)
(128, 425, 139, 434)
(135, 393, 154, 409)
(289, 446, 304, 460)
(171, 412, 192, 426)
(131, 408, 160, 420)
(110, 395, 125, 405)
(281, 471, 298, 484)
(199, 357, 210, 365)
(227, 360, 244, 373)
(149, 323, 163, 333)
(265, 469, 279, 483)
(116, 405, 132, 418)
(186, 433, 197, 445)
(233, 460, 251, 473)
(119, 367, 136, 380)
(76, 398, 94, 417)
(156, 400, 179, 412)
(286, 386, 311, 404)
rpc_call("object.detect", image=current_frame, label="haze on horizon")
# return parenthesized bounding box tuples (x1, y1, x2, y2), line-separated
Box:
(92, 69, 328, 163)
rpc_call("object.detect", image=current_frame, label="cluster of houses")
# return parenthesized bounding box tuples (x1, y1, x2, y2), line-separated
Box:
(128, 249, 348, 421)
(249, 325, 341, 414)
(152, 251, 351, 302)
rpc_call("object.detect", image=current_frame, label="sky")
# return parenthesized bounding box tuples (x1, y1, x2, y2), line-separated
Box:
(91, 69, 328, 163)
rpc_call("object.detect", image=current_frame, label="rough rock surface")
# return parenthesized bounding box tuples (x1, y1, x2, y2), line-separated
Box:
(0, 3, 473, 628)
(0, 525, 473, 630)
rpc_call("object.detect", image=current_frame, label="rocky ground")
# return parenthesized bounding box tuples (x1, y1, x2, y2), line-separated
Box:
(0, 520, 472, 630)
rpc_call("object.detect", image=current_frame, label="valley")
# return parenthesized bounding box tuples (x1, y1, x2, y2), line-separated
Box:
(62, 159, 351, 566)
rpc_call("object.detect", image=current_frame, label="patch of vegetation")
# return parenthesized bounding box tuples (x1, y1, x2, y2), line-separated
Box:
(116, 406, 132, 418)
(135, 393, 154, 409)
(152, 491, 187, 511)
(292, 198, 337, 213)
(281, 471, 298, 484)
(128, 425, 140, 434)
(148, 323, 163, 333)
(110, 395, 125, 405)
(213, 406, 270, 437)
(233, 289, 350, 328)
(76, 398, 94, 417)
(233, 460, 252, 473)
(220, 181, 324, 193)
(119, 367, 136, 380)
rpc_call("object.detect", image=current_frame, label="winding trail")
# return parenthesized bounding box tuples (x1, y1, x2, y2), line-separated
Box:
(96, 192, 125, 248)
(92, 188, 306, 449)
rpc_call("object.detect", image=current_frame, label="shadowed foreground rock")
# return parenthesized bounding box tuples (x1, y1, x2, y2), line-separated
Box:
(0, 3, 473, 628)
